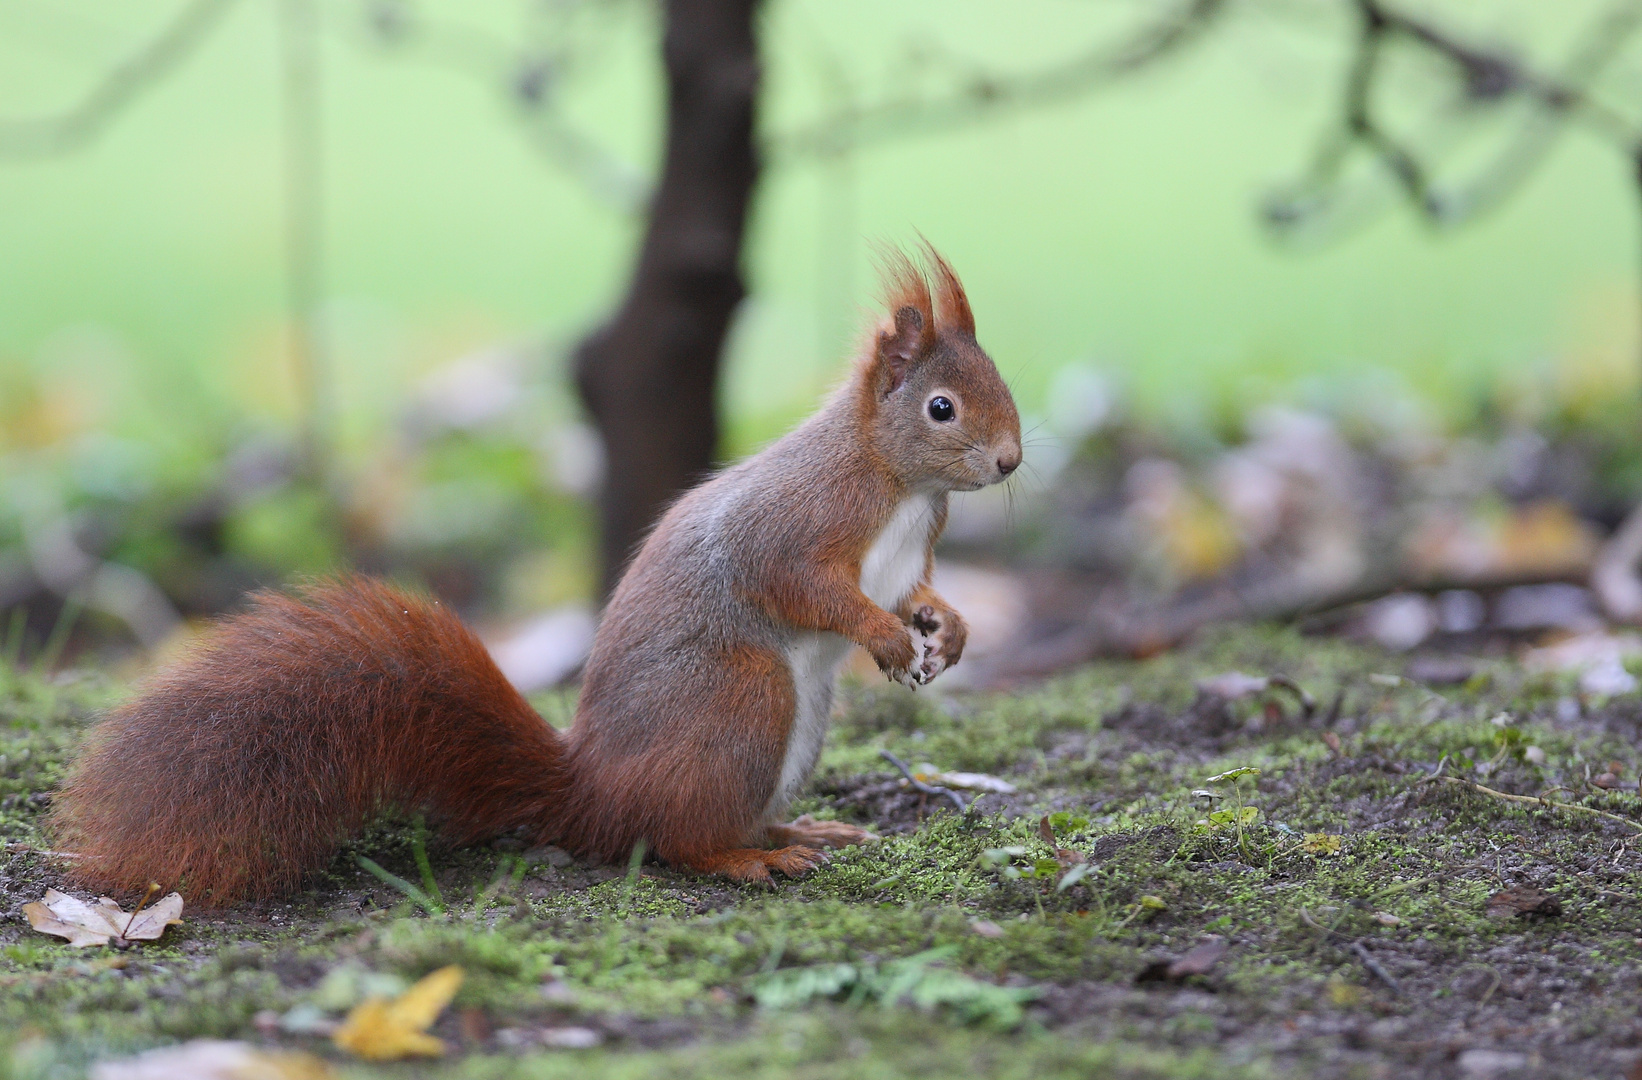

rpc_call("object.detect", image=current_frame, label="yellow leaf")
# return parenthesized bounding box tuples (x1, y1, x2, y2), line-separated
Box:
(1301, 833, 1342, 856)
(1327, 977, 1364, 1007)
(333, 965, 463, 1061)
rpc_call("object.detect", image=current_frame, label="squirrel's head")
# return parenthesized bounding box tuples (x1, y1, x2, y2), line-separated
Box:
(858, 245, 1021, 492)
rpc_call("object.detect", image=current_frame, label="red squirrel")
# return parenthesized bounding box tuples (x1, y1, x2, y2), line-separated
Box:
(48, 246, 1022, 902)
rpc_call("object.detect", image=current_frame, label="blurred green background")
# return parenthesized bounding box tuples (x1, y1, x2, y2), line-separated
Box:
(3, 0, 1640, 649)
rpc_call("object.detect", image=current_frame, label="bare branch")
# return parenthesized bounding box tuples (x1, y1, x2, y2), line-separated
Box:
(1368, 0, 1640, 146)
(337, 0, 648, 211)
(768, 0, 1229, 162)
(0, 0, 241, 158)
(1268, 0, 1642, 241)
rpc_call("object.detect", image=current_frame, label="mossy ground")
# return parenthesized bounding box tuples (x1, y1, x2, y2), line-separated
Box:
(4, 627, 1642, 1079)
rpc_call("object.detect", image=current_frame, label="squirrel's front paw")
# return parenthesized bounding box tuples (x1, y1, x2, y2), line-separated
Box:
(867, 626, 920, 690)
(912, 604, 968, 684)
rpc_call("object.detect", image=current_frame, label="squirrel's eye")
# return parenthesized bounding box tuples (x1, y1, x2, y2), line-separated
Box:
(927, 396, 955, 423)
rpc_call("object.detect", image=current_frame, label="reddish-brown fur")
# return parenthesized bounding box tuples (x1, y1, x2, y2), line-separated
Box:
(50, 579, 572, 901)
(48, 245, 1020, 903)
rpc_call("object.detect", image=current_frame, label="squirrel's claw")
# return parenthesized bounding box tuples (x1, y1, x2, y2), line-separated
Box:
(908, 603, 966, 686)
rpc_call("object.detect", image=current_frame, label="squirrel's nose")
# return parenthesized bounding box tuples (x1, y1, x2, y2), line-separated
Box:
(996, 450, 1020, 476)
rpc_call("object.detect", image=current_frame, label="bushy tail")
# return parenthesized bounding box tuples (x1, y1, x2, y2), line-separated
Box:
(49, 577, 572, 904)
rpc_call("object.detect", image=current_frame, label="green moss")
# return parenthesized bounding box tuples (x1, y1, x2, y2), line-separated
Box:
(6, 623, 1642, 1077)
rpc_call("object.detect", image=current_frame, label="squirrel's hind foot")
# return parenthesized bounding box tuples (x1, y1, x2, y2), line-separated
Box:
(766, 815, 879, 850)
(681, 845, 828, 884)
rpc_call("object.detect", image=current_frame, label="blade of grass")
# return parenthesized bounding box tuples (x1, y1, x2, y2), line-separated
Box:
(599, 841, 646, 976)
(411, 816, 445, 908)
(3, 606, 26, 670)
(34, 594, 83, 674)
(357, 855, 444, 916)
(473, 854, 524, 917)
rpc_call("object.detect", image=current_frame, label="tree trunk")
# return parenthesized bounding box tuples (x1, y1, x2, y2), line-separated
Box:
(574, 0, 760, 600)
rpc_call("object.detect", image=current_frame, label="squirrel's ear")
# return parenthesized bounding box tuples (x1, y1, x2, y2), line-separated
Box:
(875, 304, 931, 396)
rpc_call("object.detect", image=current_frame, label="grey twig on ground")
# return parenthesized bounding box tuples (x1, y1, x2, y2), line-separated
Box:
(879, 749, 969, 816)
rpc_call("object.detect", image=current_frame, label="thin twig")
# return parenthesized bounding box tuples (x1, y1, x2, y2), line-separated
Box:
(1426, 775, 1642, 833)
(280, 0, 330, 479)
(879, 749, 968, 815)
(1322, 687, 1345, 729)
(769, 0, 1227, 161)
(1300, 906, 1401, 995)
(1298, 905, 1350, 941)
(1270, 0, 1642, 241)
(1351, 940, 1401, 995)
(5, 842, 88, 861)
(0, 0, 241, 157)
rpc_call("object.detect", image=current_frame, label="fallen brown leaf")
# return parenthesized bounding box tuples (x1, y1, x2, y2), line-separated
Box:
(1037, 815, 1087, 870)
(24, 888, 183, 949)
(1485, 887, 1562, 919)
(1135, 936, 1227, 983)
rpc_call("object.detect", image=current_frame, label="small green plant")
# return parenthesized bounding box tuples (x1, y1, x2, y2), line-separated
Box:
(977, 814, 1096, 916)
(753, 948, 1040, 1030)
(1194, 767, 1262, 863)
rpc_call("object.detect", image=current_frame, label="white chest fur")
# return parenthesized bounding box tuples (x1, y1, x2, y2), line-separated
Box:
(859, 492, 937, 609)
(767, 494, 937, 820)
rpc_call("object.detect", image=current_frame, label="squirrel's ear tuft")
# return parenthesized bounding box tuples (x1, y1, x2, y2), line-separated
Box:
(871, 247, 936, 396)
(923, 242, 974, 337)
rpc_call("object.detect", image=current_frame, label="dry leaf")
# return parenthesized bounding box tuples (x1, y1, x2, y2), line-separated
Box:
(1196, 672, 1269, 700)
(1036, 815, 1088, 874)
(333, 964, 464, 1060)
(912, 768, 1017, 794)
(1301, 833, 1342, 856)
(1485, 887, 1562, 919)
(1136, 936, 1227, 983)
(24, 888, 183, 948)
(90, 1039, 332, 1080)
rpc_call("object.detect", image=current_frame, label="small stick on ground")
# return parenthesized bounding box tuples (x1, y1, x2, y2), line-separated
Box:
(1300, 907, 1401, 995)
(1351, 941, 1401, 995)
(1426, 775, 1642, 834)
(5, 843, 87, 860)
(880, 750, 968, 815)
